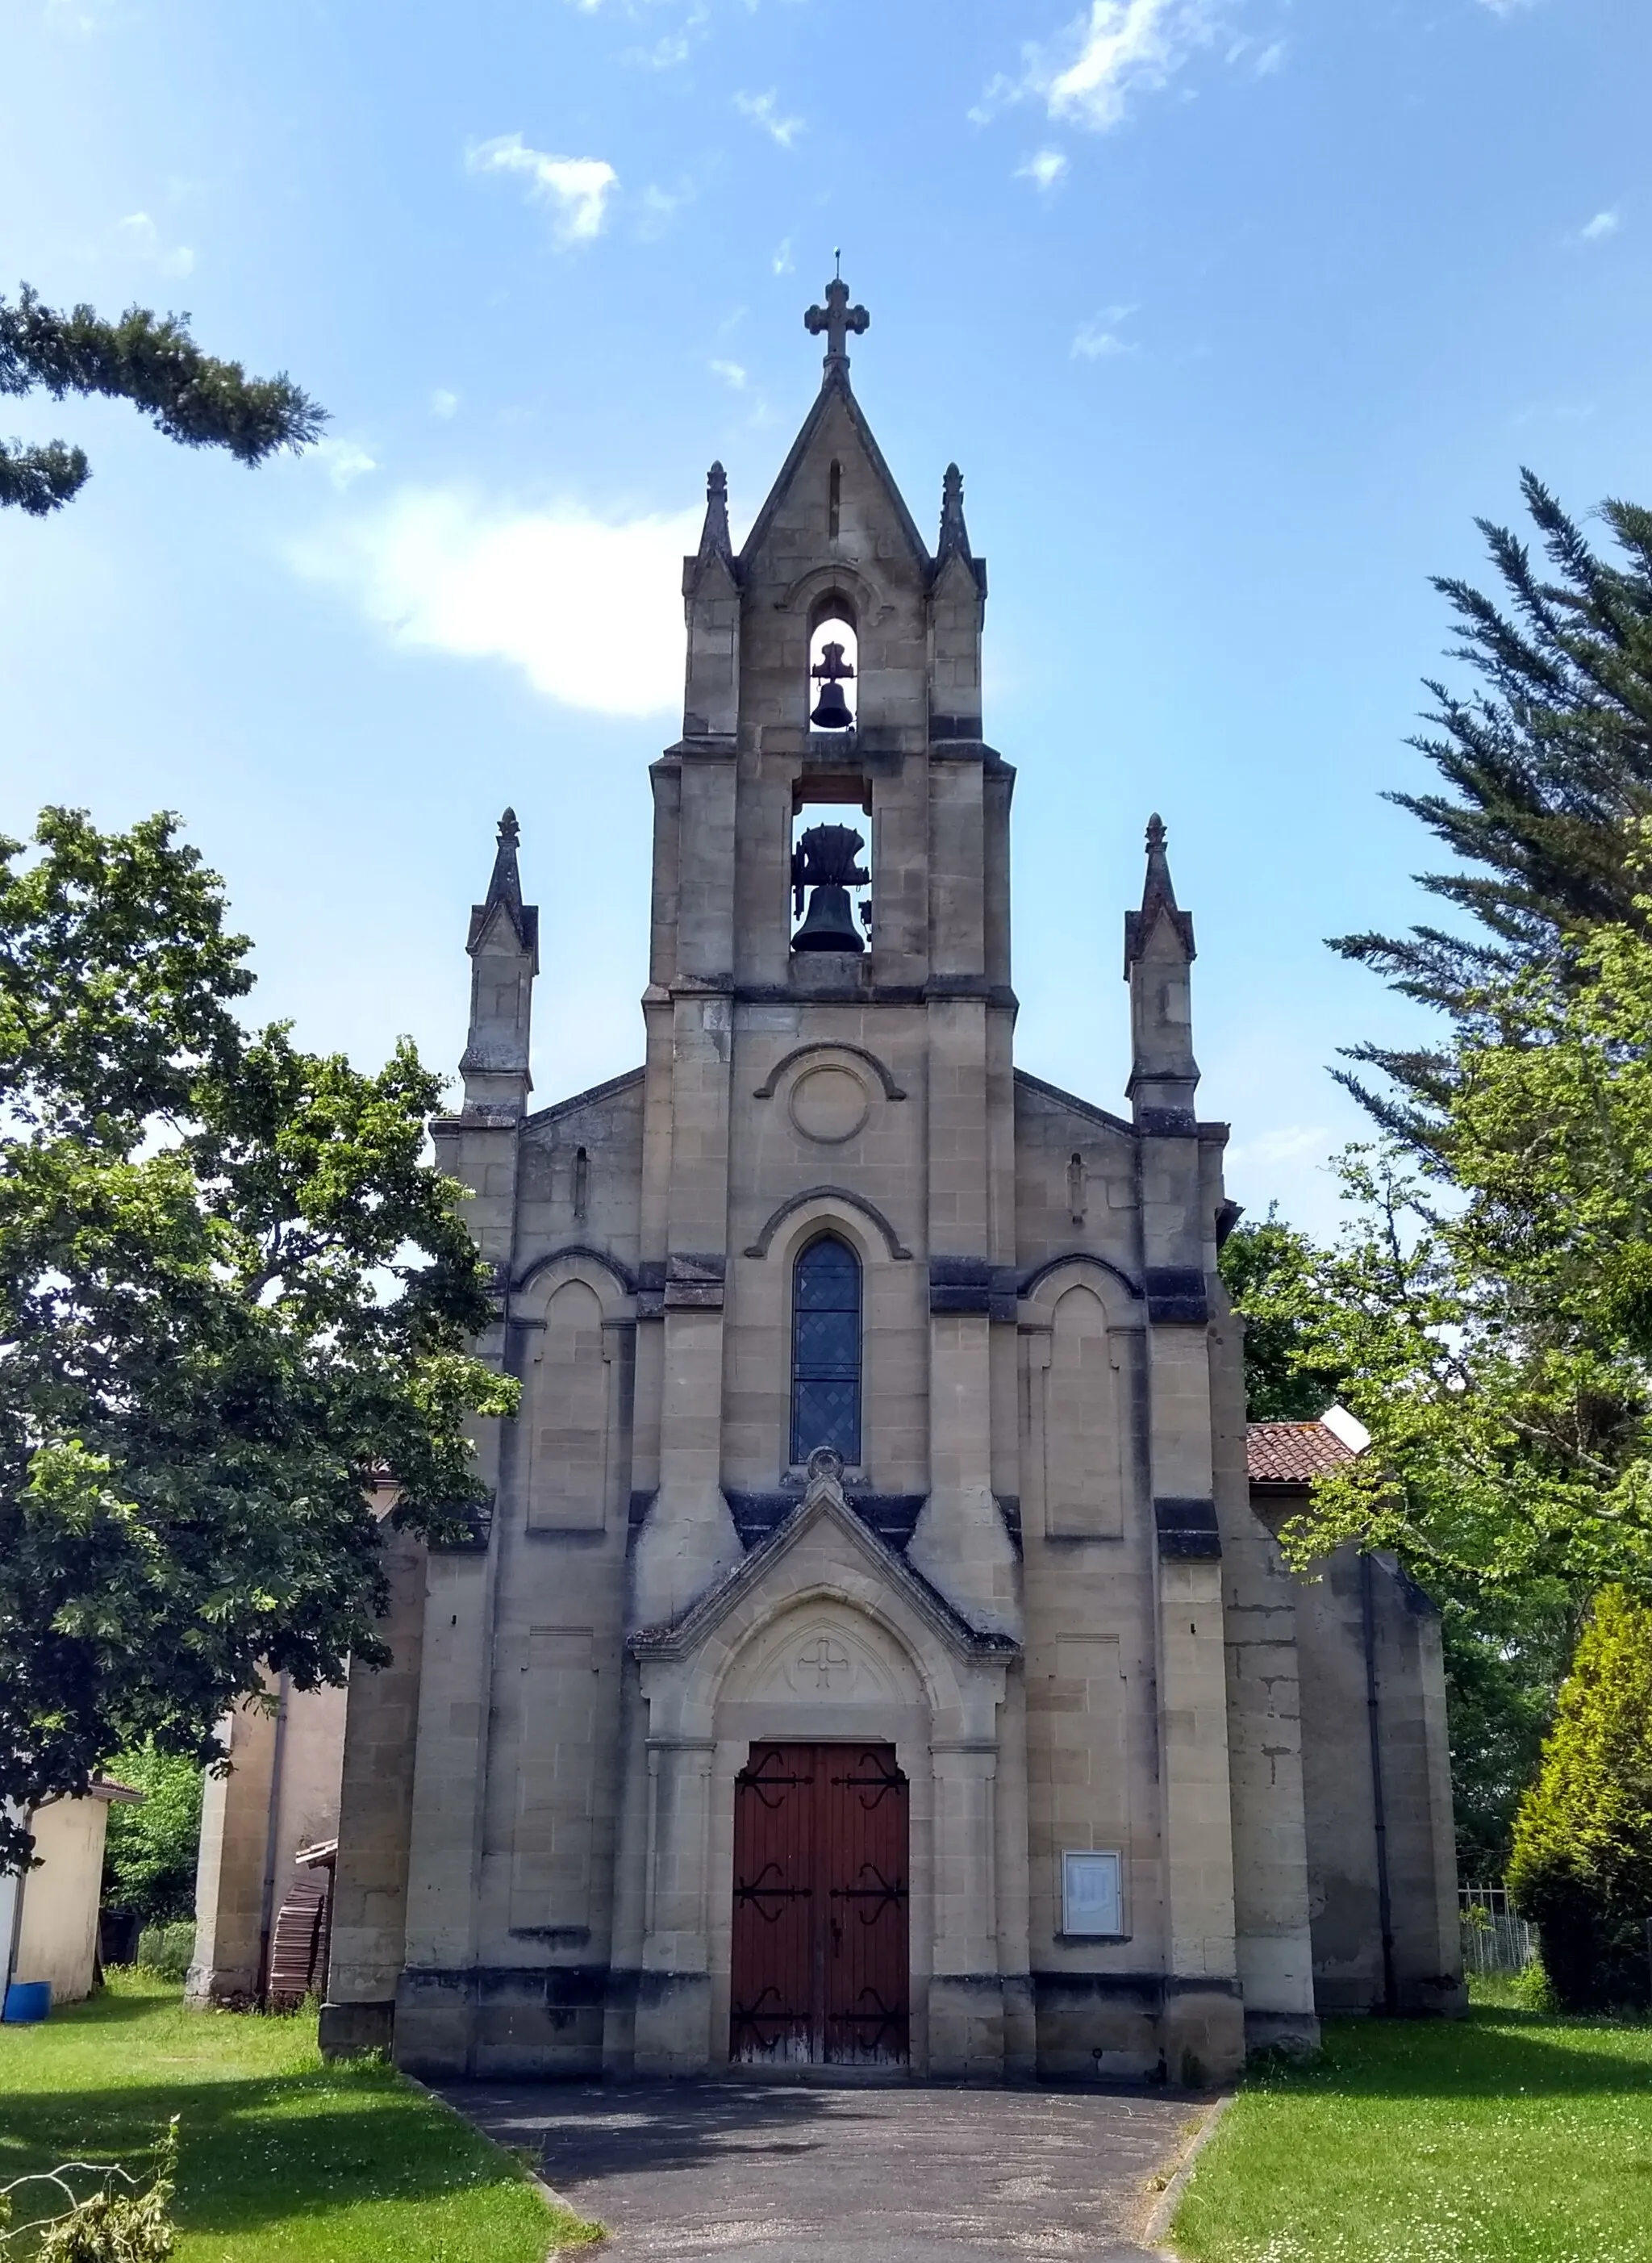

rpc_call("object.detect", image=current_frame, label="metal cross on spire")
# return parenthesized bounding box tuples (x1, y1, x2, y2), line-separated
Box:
(804, 254, 869, 380)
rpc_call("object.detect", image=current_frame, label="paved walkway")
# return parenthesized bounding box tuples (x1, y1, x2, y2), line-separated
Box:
(443, 2078, 1199, 2261)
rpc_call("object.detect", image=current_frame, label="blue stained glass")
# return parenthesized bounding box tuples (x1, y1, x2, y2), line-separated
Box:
(791, 1235, 861, 1464)
(795, 1238, 860, 1308)
(795, 1310, 858, 1374)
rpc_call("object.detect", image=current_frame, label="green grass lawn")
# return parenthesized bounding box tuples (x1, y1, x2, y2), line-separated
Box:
(1172, 1997, 1652, 2263)
(0, 1973, 599, 2262)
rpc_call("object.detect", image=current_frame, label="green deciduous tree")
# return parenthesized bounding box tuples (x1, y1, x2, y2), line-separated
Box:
(0, 808, 514, 1874)
(1435, 1585, 1578, 1883)
(1334, 474, 1652, 1149)
(1249, 1121, 1652, 1597)
(1, 285, 323, 513)
(1309, 475, 1652, 1930)
(1241, 941, 1652, 1896)
(1220, 1202, 1575, 1875)
(1217, 1208, 1345, 1420)
(1508, 1587, 1652, 2010)
(100, 1743, 204, 1927)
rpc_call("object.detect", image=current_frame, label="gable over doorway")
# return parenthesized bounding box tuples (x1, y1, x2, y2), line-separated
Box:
(731, 1742, 909, 2069)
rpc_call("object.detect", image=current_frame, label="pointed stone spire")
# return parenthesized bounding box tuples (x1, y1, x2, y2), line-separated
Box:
(682, 465, 741, 736)
(695, 461, 732, 568)
(461, 808, 537, 1113)
(936, 462, 971, 565)
(469, 807, 535, 955)
(1124, 812, 1195, 972)
(1124, 813, 1199, 1125)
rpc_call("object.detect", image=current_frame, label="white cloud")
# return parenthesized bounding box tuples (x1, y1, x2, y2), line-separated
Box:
(314, 437, 379, 491)
(1071, 304, 1138, 358)
(1022, 0, 1222, 132)
(1477, 0, 1541, 15)
(1253, 36, 1286, 73)
(466, 135, 618, 243)
(429, 389, 459, 420)
(115, 211, 194, 278)
(1016, 148, 1069, 190)
(772, 236, 795, 276)
(1579, 208, 1621, 241)
(625, 3, 708, 67)
(710, 359, 747, 390)
(290, 489, 699, 717)
(637, 182, 692, 238)
(734, 89, 803, 148)
(967, 73, 1019, 127)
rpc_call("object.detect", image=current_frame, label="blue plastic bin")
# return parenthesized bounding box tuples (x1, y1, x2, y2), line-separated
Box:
(2, 1980, 51, 2023)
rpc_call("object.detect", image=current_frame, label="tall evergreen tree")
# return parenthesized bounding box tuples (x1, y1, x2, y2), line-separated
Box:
(1334, 472, 1652, 1146)
(1, 284, 323, 513)
(1508, 1587, 1652, 2010)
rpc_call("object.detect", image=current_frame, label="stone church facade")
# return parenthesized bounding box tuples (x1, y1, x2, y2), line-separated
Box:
(209, 280, 1462, 2083)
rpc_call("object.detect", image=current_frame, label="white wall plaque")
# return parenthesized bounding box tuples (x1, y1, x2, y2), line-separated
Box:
(1062, 1849, 1123, 1937)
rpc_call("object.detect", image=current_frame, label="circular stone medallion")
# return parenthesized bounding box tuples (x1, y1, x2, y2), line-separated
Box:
(788, 1063, 871, 1144)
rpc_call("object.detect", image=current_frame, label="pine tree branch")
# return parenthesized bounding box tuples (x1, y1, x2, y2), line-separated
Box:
(0, 284, 325, 511)
(1340, 476, 1652, 1142)
(0, 437, 89, 514)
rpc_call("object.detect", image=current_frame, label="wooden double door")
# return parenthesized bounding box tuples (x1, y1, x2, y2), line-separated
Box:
(729, 1741, 910, 2068)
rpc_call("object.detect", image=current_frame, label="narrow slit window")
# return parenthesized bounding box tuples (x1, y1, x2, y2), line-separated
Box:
(791, 1234, 861, 1466)
(828, 459, 841, 539)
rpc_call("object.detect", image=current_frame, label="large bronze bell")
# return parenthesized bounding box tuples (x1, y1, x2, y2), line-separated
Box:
(809, 639, 856, 730)
(792, 883, 864, 953)
(791, 822, 869, 954)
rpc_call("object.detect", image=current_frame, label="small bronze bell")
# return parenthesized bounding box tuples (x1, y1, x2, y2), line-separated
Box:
(791, 822, 870, 954)
(810, 639, 856, 730)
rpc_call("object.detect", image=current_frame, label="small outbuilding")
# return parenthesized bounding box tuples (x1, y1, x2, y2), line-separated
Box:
(1247, 1412, 1465, 2017)
(2, 1781, 144, 2010)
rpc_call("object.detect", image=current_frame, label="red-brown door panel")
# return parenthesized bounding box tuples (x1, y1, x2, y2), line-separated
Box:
(731, 1741, 908, 2069)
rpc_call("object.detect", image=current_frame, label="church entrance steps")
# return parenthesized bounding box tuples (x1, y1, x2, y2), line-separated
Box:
(440, 2078, 1196, 2261)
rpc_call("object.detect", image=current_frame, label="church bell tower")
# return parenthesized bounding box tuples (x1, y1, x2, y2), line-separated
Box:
(630, 268, 1019, 1639)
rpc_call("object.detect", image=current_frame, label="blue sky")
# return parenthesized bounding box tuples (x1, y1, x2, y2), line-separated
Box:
(4, 0, 1649, 1238)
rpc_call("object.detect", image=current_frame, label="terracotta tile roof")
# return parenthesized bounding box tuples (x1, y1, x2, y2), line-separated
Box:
(1246, 1420, 1358, 1485)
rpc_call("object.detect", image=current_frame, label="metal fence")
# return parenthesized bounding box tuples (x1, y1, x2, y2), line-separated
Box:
(1459, 1885, 1536, 1976)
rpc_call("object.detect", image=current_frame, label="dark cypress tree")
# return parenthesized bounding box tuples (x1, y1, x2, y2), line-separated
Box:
(1508, 1588, 1652, 2010)
(1334, 471, 1652, 1145)
(1, 284, 324, 512)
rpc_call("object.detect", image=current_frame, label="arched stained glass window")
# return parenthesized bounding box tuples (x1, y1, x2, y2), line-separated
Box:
(791, 1234, 861, 1467)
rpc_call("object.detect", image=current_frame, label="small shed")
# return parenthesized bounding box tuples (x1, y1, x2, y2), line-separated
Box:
(2, 1781, 144, 2009)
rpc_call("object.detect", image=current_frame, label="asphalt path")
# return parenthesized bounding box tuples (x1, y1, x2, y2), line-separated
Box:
(442, 2077, 1199, 2261)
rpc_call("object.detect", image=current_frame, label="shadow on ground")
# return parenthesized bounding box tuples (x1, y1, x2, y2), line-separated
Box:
(1278, 2009, 1652, 2102)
